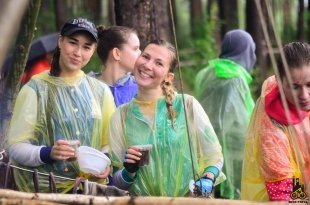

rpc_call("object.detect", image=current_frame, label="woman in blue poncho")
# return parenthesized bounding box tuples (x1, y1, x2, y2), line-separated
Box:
(7, 17, 115, 193)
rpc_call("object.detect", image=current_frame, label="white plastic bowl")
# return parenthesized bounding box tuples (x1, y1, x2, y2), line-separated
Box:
(77, 146, 111, 175)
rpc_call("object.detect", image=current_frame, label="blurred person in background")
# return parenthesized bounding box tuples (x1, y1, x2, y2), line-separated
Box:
(195, 29, 256, 199)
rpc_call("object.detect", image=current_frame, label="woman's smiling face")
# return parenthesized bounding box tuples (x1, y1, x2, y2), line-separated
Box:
(133, 43, 173, 90)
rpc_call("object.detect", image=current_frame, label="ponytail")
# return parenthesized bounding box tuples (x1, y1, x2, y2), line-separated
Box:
(50, 47, 61, 76)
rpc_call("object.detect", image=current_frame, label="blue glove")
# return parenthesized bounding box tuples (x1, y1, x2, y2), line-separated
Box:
(194, 177, 214, 196)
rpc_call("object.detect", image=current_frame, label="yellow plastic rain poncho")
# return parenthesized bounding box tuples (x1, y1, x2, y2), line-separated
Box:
(109, 94, 225, 196)
(241, 76, 310, 201)
(7, 71, 116, 193)
(195, 59, 255, 199)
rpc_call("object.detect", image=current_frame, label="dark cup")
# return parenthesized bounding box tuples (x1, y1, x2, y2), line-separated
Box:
(138, 149, 151, 166)
(131, 144, 152, 167)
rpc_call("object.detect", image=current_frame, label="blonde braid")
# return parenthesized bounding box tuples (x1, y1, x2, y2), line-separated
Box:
(161, 80, 175, 128)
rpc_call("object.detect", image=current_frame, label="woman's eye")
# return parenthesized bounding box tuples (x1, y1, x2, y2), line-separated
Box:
(156, 62, 163, 67)
(142, 54, 149, 59)
(293, 85, 299, 90)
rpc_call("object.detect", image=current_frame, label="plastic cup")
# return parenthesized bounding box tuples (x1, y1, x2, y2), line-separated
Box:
(67, 140, 80, 151)
(131, 144, 152, 166)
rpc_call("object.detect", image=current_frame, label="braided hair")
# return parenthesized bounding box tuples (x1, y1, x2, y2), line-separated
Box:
(149, 39, 178, 127)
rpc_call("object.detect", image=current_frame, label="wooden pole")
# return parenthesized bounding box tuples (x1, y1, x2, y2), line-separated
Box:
(0, 189, 289, 205)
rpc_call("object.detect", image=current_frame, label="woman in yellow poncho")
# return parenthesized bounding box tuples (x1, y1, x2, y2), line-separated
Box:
(241, 42, 310, 201)
(7, 17, 116, 193)
(109, 39, 225, 196)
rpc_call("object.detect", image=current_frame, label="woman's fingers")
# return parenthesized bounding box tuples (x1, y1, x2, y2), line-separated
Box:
(125, 148, 141, 162)
(51, 140, 76, 160)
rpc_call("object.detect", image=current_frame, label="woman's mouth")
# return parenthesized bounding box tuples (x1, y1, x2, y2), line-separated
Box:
(139, 70, 152, 78)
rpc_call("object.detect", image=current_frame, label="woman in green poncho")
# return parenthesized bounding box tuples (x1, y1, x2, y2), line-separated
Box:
(7, 17, 116, 193)
(109, 39, 225, 196)
(194, 29, 256, 199)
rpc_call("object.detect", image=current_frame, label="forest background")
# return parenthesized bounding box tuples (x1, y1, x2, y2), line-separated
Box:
(0, 0, 309, 149)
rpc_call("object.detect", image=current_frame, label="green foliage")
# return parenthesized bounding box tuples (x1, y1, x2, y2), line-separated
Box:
(84, 52, 102, 74)
(34, 1, 103, 74)
(35, 1, 57, 37)
(176, 1, 218, 94)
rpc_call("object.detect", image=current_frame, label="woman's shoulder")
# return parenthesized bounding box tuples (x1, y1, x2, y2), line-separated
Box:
(174, 93, 195, 101)
(85, 74, 110, 89)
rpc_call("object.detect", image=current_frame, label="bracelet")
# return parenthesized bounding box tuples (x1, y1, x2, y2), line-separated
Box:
(202, 173, 215, 183)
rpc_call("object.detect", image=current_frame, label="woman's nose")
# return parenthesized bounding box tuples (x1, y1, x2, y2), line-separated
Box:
(298, 87, 310, 100)
(143, 60, 152, 70)
(73, 46, 82, 56)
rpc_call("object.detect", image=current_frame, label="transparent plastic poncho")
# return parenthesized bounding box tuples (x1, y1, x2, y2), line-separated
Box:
(7, 71, 116, 193)
(195, 59, 254, 199)
(241, 76, 310, 201)
(109, 94, 225, 196)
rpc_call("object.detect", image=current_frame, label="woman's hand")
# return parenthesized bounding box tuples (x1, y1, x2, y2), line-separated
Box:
(124, 147, 142, 163)
(50, 139, 76, 161)
(123, 147, 142, 173)
(91, 166, 111, 179)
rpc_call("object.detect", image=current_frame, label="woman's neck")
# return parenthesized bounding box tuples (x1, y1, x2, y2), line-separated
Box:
(59, 69, 82, 78)
(100, 63, 127, 85)
(136, 87, 163, 102)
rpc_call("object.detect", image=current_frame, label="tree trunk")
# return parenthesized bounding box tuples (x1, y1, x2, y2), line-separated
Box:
(0, 0, 41, 150)
(86, 0, 102, 24)
(246, 0, 268, 96)
(297, 0, 305, 41)
(0, 0, 30, 74)
(54, 0, 66, 30)
(108, 0, 115, 25)
(218, 0, 238, 38)
(308, 0, 310, 42)
(114, 0, 171, 48)
(190, 0, 202, 37)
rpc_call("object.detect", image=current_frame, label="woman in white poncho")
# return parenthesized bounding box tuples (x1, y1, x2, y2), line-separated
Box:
(7, 17, 116, 193)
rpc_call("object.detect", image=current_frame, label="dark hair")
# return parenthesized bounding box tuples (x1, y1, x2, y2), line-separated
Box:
(278, 42, 310, 80)
(148, 39, 178, 73)
(50, 47, 61, 76)
(96, 25, 138, 65)
(50, 17, 97, 77)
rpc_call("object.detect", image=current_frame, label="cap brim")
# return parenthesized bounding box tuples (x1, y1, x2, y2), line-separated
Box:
(63, 27, 98, 42)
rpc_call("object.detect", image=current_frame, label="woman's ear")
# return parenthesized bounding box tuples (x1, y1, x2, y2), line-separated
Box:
(57, 36, 63, 49)
(165, 72, 174, 82)
(112, 47, 121, 61)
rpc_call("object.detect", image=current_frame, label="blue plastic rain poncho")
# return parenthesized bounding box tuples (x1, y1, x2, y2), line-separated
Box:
(109, 94, 225, 196)
(7, 71, 116, 193)
(88, 72, 137, 107)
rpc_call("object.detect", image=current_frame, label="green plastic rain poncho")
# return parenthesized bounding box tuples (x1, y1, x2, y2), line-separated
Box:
(7, 71, 116, 193)
(195, 58, 255, 199)
(109, 94, 225, 196)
